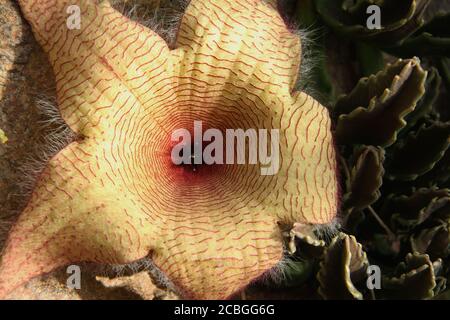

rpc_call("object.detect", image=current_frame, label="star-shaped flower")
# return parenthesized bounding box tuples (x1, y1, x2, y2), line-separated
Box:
(0, 0, 339, 299)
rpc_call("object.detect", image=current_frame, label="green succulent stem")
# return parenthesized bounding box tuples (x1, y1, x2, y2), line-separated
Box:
(366, 206, 396, 239)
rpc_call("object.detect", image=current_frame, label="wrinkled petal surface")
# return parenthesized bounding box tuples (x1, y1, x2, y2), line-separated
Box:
(0, 0, 339, 299)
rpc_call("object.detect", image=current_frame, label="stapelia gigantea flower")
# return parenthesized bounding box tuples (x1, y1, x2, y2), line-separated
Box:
(0, 0, 339, 299)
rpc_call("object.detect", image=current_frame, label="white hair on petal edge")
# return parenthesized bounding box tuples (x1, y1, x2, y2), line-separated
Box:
(144, 259, 178, 293)
(257, 218, 341, 287)
(111, 0, 189, 48)
(313, 218, 341, 242)
(94, 256, 179, 295)
(14, 94, 74, 197)
(293, 25, 329, 104)
(258, 252, 291, 286)
(1, 92, 74, 250)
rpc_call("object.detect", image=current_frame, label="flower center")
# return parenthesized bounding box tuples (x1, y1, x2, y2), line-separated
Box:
(177, 142, 209, 173)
